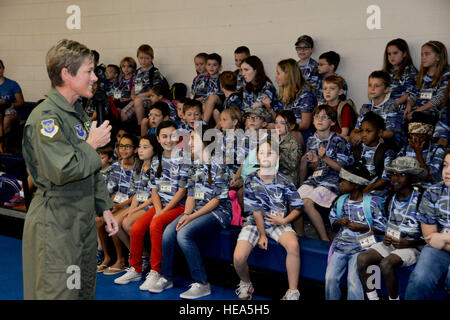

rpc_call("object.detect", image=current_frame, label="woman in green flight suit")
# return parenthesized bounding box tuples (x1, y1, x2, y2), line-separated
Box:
(22, 39, 119, 300)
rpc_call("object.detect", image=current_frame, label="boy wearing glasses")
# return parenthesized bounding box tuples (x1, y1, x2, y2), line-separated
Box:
(296, 105, 354, 241)
(295, 35, 319, 90)
(317, 51, 348, 104)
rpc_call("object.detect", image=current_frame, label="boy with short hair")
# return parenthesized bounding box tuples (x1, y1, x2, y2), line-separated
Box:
(104, 64, 120, 99)
(98, 144, 115, 183)
(145, 101, 171, 135)
(191, 52, 209, 100)
(123, 44, 169, 126)
(182, 98, 205, 132)
(294, 35, 319, 89)
(202, 53, 225, 124)
(210, 71, 244, 129)
(220, 71, 243, 110)
(234, 46, 251, 91)
(350, 70, 403, 150)
(317, 51, 348, 103)
(322, 75, 357, 137)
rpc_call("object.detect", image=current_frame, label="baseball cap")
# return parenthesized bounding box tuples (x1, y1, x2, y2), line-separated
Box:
(295, 35, 314, 48)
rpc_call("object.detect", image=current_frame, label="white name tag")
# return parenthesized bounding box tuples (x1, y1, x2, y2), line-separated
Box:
(136, 191, 149, 203)
(270, 209, 282, 216)
(387, 227, 401, 240)
(134, 84, 143, 93)
(312, 169, 323, 178)
(420, 90, 433, 100)
(114, 91, 122, 99)
(159, 182, 172, 193)
(359, 235, 376, 249)
(114, 192, 129, 204)
(194, 188, 205, 200)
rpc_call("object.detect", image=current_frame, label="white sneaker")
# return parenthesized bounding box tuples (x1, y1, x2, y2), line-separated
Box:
(179, 283, 211, 299)
(235, 281, 254, 300)
(113, 267, 142, 285)
(281, 289, 300, 300)
(148, 276, 173, 293)
(139, 270, 161, 291)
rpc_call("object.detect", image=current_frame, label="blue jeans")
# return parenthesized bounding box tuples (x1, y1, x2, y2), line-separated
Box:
(325, 251, 364, 300)
(405, 245, 450, 300)
(161, 213, 222, 284)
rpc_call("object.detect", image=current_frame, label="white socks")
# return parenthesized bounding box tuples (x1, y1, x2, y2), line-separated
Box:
(367, 290, 379, 300)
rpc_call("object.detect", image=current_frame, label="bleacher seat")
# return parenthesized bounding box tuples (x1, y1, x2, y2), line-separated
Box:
(198, 227, 448, 300)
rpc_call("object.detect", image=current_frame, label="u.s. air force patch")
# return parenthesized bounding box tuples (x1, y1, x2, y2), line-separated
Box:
(74, 124, 87, 140)
(40, 119, 59, 138)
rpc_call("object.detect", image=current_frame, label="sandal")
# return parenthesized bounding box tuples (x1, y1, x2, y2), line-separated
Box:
(103, 266, 127, 275)
(97, 264, 108, 273)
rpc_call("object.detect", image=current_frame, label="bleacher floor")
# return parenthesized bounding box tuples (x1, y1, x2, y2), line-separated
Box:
(0, 234, 270, 300)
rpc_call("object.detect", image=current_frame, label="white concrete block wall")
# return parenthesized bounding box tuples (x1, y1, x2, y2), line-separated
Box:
(0, 0, 449, 109)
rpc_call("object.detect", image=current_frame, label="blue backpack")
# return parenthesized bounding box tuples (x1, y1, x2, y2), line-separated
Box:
(327, 194, 382, 264)
(336, 193, 376, 227)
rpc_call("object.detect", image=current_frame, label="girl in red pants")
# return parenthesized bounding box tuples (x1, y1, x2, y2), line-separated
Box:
(114, 120, 189, 289)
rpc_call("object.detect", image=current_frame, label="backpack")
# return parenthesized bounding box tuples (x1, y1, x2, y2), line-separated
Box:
(352, 142, 391, 179)
(336, 99, 358, 130)
(336, 193, 377, 227)
(168, 83, 187, 101)
(327, 193, 380, 264)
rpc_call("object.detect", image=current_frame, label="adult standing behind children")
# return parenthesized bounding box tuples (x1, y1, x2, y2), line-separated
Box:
(22, 39, 119, 299)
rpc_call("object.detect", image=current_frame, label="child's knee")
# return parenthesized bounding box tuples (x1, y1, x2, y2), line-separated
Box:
(96, 217, 105, 228)
(233, 248, 249, 266)
(379, 256, 396, 273)
(284, 237, 300, 255)
(356, 251, 369, 268)
(303, 198, 314, 210)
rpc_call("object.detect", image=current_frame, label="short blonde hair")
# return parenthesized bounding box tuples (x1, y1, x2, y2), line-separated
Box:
(46, 39, 93, 88)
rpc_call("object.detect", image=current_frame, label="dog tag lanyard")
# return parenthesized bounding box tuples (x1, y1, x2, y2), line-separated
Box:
(135, 169, 149, 203)
(346, 201, 376, 249)
(387, 190, 415, 240)
(312, 134, 333, 178)
(443, 190, 450, 234)
(193, 163, 206, 201)
(259, 174, 285, 217)
(159, 157, 176, 194)
(114, 164, 129, 203)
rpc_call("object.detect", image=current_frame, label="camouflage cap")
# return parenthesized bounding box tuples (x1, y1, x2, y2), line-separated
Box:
(244, 107, 270, 122)
(295, 35, 314, 48)
(385, 156, 427, 179)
